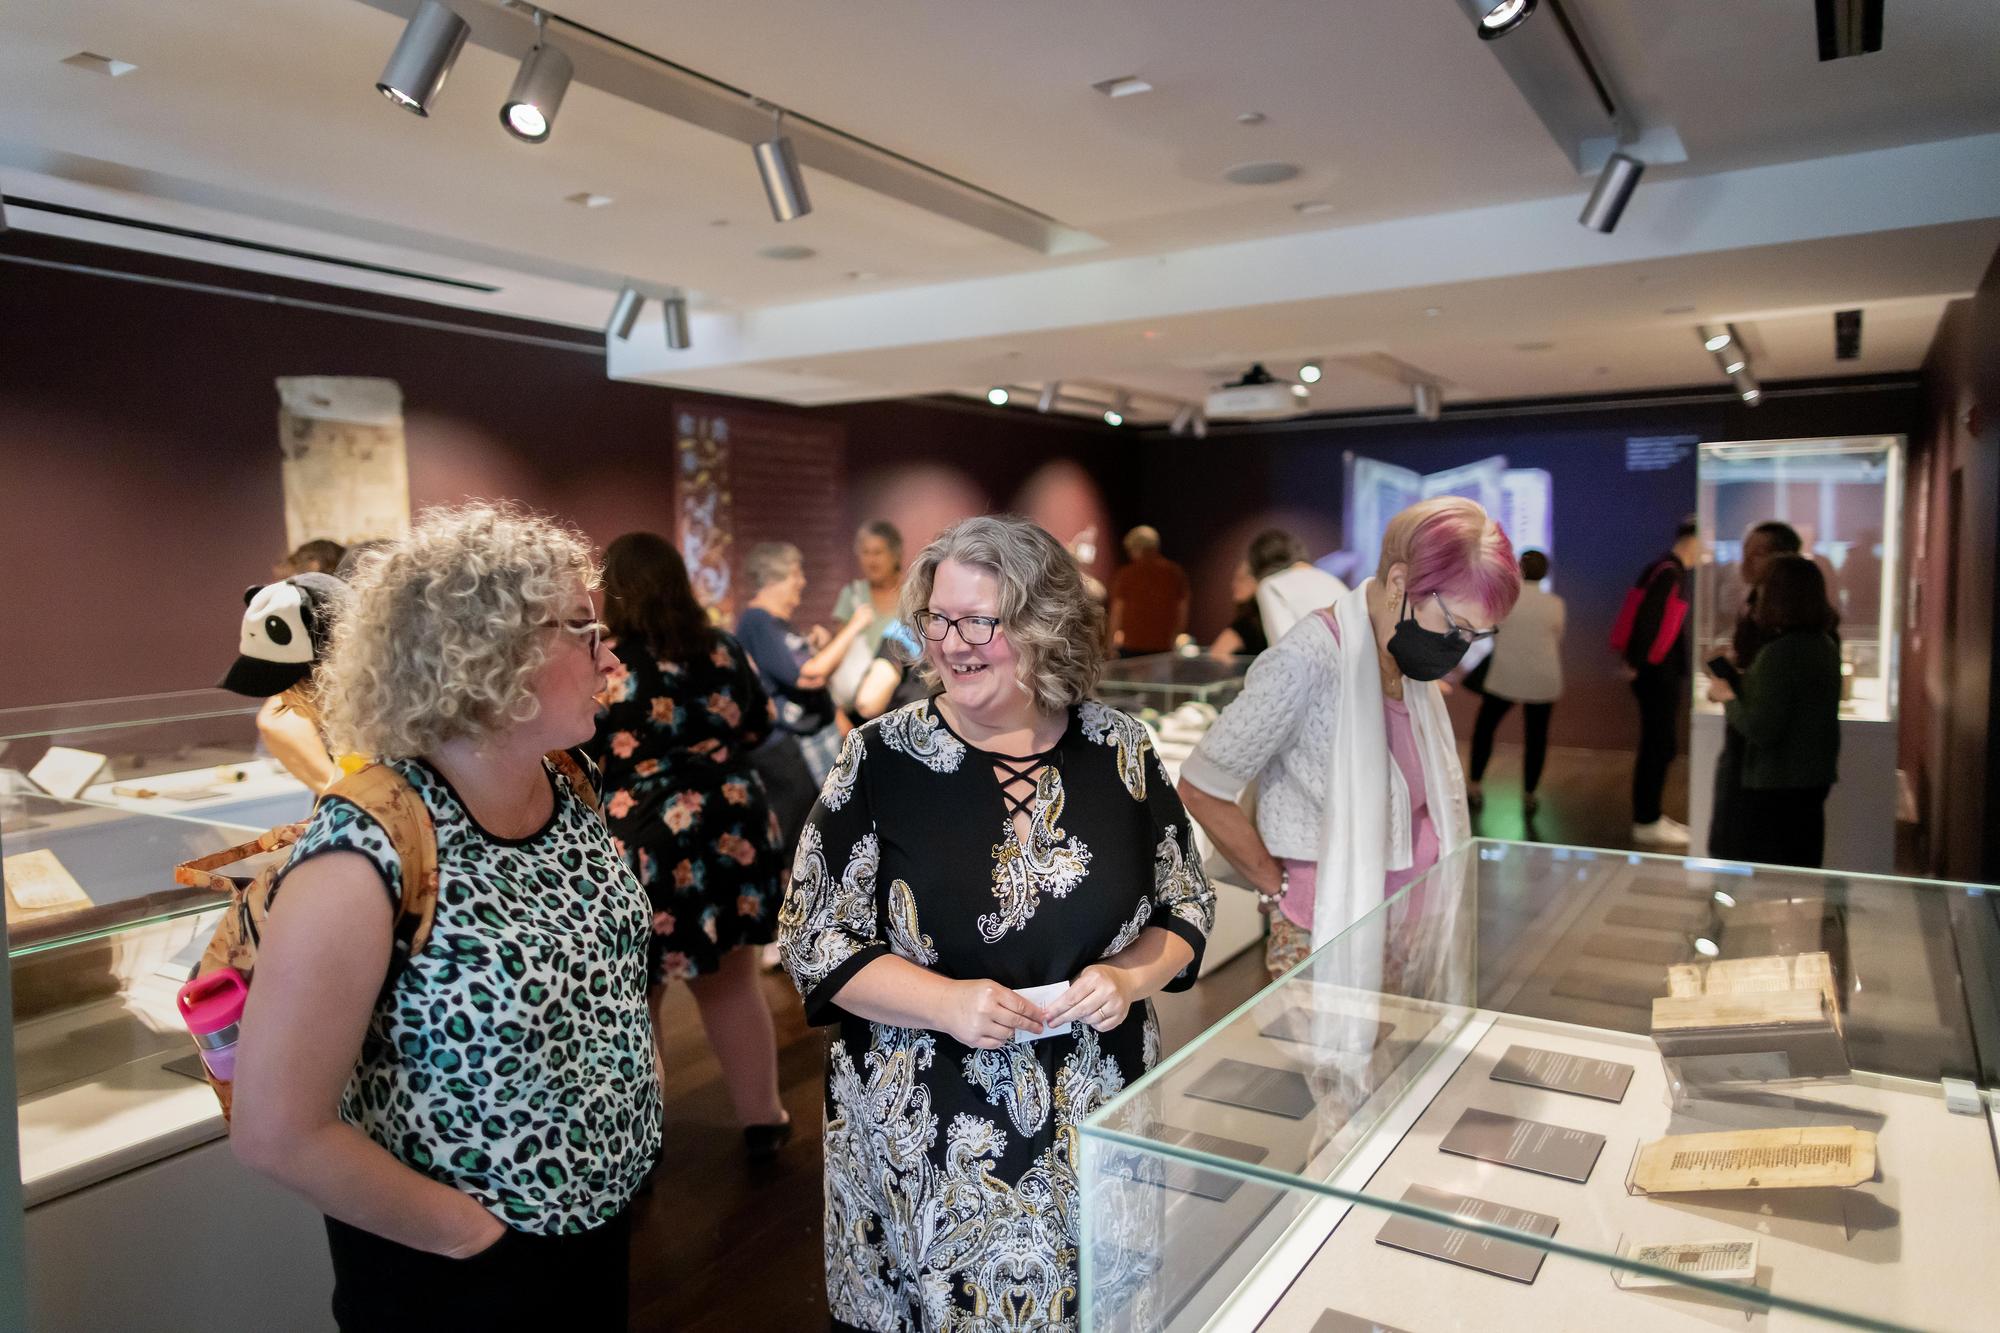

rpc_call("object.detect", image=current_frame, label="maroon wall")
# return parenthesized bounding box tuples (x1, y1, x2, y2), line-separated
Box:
(0, 237, 1140, 708)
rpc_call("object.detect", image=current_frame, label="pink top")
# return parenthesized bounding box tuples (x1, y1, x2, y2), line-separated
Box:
(1276, 613, 1439, 929)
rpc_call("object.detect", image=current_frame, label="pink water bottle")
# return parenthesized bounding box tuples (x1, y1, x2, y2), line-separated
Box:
(178, 970, 249, 1082)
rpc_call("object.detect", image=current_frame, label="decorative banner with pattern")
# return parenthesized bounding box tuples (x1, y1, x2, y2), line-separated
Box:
(276, 376, 411, 548)
(675, 408, 736, 618)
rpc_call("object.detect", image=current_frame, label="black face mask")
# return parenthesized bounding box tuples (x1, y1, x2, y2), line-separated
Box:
(1386, 593, 1472, 681)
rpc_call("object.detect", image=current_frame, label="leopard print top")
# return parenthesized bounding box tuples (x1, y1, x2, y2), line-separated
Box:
(275, 756, 663, 1234)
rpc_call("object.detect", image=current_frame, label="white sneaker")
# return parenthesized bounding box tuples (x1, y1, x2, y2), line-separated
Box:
(1632, 816, 1691, 847)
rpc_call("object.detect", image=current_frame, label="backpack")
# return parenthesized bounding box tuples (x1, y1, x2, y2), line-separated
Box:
(172, 751, 599, 1120)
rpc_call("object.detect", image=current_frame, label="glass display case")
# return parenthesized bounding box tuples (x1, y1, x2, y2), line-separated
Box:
(1691, 437, 1902, 724)
(1081, 840, 2000, 1333)
(1687, 438, 1904, 871)
(0, 689, 313, 832)
(1098, 653, 1254, 719)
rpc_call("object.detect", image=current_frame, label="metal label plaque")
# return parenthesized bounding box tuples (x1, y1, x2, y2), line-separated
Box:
(1374, 1184, 1560, 1285)
(1489, 1044, 1634, 1103)
(1182, 1058, 1316, 1119)
(1438, 1107, 1606, 1183)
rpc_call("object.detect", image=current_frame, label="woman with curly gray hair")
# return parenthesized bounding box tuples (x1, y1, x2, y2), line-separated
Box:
(230, 503, 661, 1331)
(777, 513, 1215, 1332)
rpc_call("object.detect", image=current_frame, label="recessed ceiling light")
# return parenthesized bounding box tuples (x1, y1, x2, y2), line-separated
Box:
(1298, 362, 1323, 383)
(987, 387, 1010, 406)
(758, 245, 817, 261)
(709, 218, 731, 228)
(1225, 161, 1302, 186)
(565, 192, 614, 208)
(1423, 306, 1443, 318)
(1293, 200, 1336, 215)
(1091, 75, 1153, 98)
(1236, 111, 1267, 125)
(1141, 329, 1160, 340)
(1290, 384, 1309, 399)
(62, 51, 137, 77)
(1515, 340, 1555, 352)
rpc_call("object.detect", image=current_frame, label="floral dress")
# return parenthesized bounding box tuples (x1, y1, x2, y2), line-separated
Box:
(779, 698, 1215, 1332)
(590, 630, 787, 984)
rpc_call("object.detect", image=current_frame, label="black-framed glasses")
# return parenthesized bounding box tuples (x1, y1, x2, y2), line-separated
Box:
(1430, 592, 1498, 642)
(913, 611, 1001, 646)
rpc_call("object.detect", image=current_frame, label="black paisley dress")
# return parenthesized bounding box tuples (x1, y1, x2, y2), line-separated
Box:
(589, 630, 787, 984)
(778, 698, 1215, 1332)
(274, 756, 662, 1235)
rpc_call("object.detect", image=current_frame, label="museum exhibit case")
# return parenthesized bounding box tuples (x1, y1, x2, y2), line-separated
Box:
(4, 695, 332, 1327)
(1101, 661, 1263, 976)
(1080, 839, 2000, 1333)
(1686, 437, 1903, 872)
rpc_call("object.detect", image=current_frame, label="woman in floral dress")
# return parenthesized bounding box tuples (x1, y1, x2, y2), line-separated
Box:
(591, 532, 793, 1157)
(779, 515, 1215, 1331)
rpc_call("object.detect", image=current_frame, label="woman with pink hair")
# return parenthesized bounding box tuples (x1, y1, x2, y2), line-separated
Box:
(1180, 497, 1521, 974)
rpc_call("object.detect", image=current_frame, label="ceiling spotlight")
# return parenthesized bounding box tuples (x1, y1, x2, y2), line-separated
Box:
(1037, 381, 1061, 414)
(1413, 382, 1443, 422)
(1471, 0, 1537, 40)
(1702, 325, 1734, 353)
(662, 296, 691, 350)
(1733, 369, 1762, 405)
(1816, 0, 1884, 61)
(1169, 404, 1195, 435)
(606, 284, 643, 341)
(1103, 392, 1130, 428)
(1721, 354, 1747, 375)
(1579, 152, 1645, 233)
(1290, 383, 1310, 401)
(987, 387, 1010, 407)
(754, 107, 812, 222)
(1298, 361, 1323, 384)
(1693, 936, 1722, 959)
(1190, 412, 1209, 440)
(501, 12, 571, 143)
(376, 0, 470, 117)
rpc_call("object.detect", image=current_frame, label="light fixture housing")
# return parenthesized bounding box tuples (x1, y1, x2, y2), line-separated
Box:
(987, 387, 1010, 407)
(1413, 382, 1443, 422)
(1190, 412, 1209, 440)
(1103, 392, 1130, 428)
(1298, 361, 1323, 384)
(606, 285, 643, 341)
(1169, 404, 1195, 435)
(1579, 152, 1645, 233)
(1732, 369, 1762, 405)
(376, 0, 470, 117)
(1721, 353, 1747, 375)
(1815, 0, 1884, 61)
(662, 296, 691, 351)
(1701, 325, 1734, 353)
(501, 21, 572, 143)
(754, 110, 812, 222)
(1037, 382, 1061, 414)
(1472, 0, 1537, 40)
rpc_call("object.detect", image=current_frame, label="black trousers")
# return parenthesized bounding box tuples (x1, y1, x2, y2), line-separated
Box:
(1629, 670, 1680, 825)
(1736, 785, 1831, 869)
(1707, 729, 1749, 860)
(325, 1210, 630, 1332)
(1468, 694, 1554, 794)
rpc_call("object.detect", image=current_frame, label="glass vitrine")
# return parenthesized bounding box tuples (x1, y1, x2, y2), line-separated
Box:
(1098, 653, 1254, 719)
(1082, 840, 1999, 1333)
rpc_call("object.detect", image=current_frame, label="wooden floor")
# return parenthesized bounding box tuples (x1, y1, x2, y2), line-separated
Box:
(625, 740, 1682, 1331)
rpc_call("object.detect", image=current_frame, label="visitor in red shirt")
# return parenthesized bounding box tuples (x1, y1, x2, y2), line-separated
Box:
(1109, 525, 1190, 657)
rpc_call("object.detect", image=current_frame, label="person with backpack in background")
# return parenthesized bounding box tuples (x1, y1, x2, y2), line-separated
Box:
(228, 503, 661, 1331)
(1611, 517, 1699, 847)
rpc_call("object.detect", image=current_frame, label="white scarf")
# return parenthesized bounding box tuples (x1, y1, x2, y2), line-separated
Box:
(1311, 579, 1474, 955)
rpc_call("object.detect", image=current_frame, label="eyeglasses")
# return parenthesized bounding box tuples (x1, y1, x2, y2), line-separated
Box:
(548, 617, 607, 655)
(913, 611, 1001, 646)
(1431, 592, 1497, 642)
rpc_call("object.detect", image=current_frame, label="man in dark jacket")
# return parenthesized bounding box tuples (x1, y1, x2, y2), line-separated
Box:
(1612, 518, 1699, 845)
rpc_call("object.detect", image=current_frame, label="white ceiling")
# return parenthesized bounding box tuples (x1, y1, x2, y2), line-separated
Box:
(3, 0, 1998, 410)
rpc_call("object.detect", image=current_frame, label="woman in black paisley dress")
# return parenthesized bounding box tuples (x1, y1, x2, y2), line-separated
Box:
(779, 516, 1215, 1332)
(590, 532, 793, 1154)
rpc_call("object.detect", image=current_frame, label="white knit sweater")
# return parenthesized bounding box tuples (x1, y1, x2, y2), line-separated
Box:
(1178, 612, 1340, 861)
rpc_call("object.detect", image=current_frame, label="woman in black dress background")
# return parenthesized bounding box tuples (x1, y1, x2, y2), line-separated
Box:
(592, 532, 792, 1157)
(779, 514, 1215, 1332)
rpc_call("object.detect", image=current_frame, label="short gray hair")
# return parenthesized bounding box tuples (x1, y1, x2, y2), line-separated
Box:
(856, 520, 904, 564)
(744, 541, 802, 591)
(901, 515, 1104, 714)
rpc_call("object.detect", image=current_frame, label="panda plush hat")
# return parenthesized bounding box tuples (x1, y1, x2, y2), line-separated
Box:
(219, 572, 349, 697)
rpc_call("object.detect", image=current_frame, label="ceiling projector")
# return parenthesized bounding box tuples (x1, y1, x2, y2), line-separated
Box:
(1205, 363, 1301, 419)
